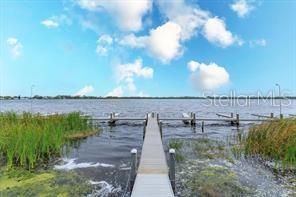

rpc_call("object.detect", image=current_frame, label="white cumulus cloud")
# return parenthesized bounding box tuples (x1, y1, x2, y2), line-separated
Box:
(76, 0, 152, 32)
(188, 60, 230, 91)
(7, 37, 23, 58)
(120, 21, 183, 63)
(106, 58, 153, 97)
(116, 58, 153, 82)
(157, 0, 210, 41)
(249, 39, 267, 47)
(41, 15, 72, 28)
(75, 85, 94, 96)
(203, 17, 241, 48)
(41, 19, 59, 28)
(147, 22, 183, 63)
(96, 34, 113, 56)
(230, 0, 255, 18)
(106, 86, 124, 97)
(119, 0, 241, 63)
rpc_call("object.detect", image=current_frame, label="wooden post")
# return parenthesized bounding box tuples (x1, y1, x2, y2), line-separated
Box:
(231, 113, 234, 118)
(201, 121, 204, 133)
(157, 113, 159, 122)
(145, 114, 148, 126)
(169, 149, 176, 194)
(143, 122, 146, 140)
(280, 114, 284, 119)
(159, 121, 163, 138)
(270, 113, 274, 118)
(236, 114, 240, 126)
(130, 149, 137, 193)
(191, 113, 196, 126)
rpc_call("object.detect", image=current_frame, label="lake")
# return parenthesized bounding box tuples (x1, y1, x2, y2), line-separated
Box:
(1, 99, 296, 196)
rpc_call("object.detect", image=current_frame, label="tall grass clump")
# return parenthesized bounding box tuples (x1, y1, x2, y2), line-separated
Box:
(244, 118, 296, 168)
(0, 112, 97, 169)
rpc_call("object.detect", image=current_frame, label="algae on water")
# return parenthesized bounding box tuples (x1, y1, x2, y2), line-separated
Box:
(0, 168, 92, 196)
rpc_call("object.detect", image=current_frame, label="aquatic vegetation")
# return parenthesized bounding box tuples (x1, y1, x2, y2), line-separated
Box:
(185, 165, 251, 196)
(0, 168, 92, 196)
(244, 118, 296, 168)
(168, 139, 184, 162)
(0, 112, 98, 169)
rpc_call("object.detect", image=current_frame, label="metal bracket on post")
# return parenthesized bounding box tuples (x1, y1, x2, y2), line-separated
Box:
(169, 149, 176, 194)
(129, 149, 137, 193)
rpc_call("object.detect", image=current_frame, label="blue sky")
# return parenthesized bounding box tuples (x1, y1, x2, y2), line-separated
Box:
(0, 0, 295, 97)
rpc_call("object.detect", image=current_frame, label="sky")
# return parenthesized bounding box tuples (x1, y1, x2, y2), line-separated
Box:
(0, 0, 295, 97)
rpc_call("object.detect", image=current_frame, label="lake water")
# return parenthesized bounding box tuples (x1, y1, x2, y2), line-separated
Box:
(1, 99, 296, 196)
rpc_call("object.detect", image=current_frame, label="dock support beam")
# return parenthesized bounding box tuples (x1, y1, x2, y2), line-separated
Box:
(169, 149, 176, 194)
(129, 149, 137, 193)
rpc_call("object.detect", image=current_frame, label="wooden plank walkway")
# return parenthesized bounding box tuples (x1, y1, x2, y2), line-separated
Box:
(131, 115, 174, 197)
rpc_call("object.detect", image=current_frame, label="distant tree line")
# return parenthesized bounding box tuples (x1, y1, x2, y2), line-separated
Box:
(0, 95, 296, 100)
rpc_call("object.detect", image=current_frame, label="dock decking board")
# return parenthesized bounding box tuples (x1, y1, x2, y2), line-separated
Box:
(131, 116, 174, 197)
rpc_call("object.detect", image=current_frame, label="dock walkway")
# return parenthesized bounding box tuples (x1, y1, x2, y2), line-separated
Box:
(131, 115, 174, 197)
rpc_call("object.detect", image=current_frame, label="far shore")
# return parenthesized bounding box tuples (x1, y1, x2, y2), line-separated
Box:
(1, 96, 296, 100)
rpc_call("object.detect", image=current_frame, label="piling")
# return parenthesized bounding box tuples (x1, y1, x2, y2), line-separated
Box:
(270, 113, 274, 118)
(169, 149, 176, 194)
(143, 122, 146, 140)
(280, 114, 284, 119)
(191, 113, 196, 126)
(236, 114, 240, 126)
(130, 149, 138, 192)
(201, 121, 204, 133)
(231, 113, 234, 118)
(159, 121, 163, 138)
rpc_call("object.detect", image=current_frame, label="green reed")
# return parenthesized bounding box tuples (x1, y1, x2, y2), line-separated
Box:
(244, 118, 296, 168)
(0, 112, 96, 169)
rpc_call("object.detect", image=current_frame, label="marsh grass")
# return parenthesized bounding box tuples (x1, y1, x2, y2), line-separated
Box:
(168, 139, 184, 162)
(244, 118, 296, 168)
(0, 112, 97, 169)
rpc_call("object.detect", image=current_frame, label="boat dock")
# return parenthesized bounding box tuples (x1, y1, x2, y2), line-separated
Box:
(130, 113, 175, 197)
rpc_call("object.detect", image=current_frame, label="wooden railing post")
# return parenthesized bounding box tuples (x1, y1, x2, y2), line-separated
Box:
(169, 149, 176, 194)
